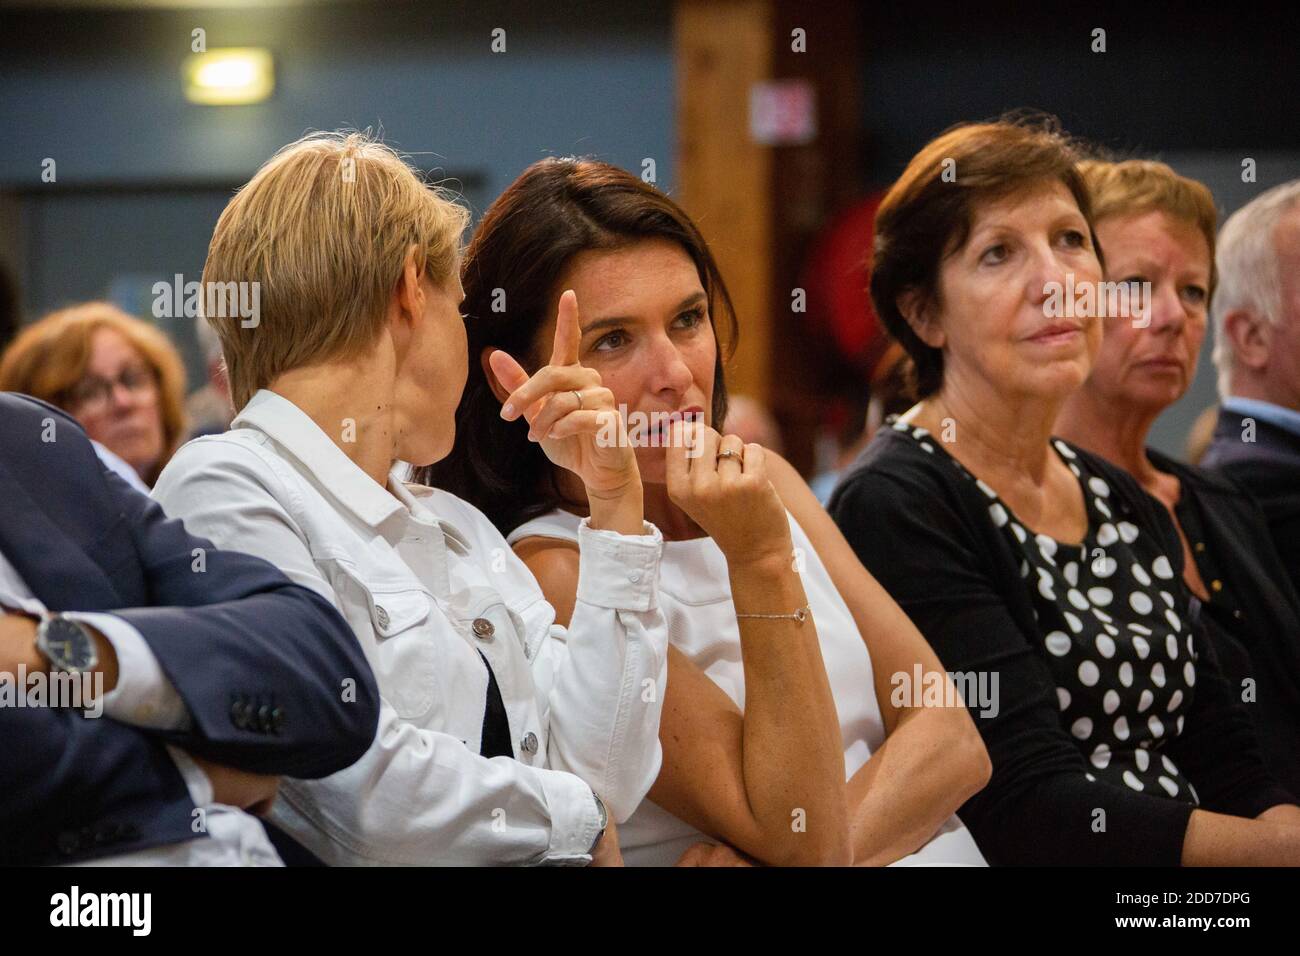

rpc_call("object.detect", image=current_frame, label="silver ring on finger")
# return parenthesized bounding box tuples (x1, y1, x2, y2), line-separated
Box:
(716, 448, 743, 463)
(572, 390, 584, 411)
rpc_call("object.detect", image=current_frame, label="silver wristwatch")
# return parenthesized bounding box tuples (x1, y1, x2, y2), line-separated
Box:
(35, 613, 100, 675)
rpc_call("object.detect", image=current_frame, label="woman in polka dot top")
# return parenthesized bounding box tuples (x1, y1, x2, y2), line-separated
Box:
(830, 118, 1300, 865)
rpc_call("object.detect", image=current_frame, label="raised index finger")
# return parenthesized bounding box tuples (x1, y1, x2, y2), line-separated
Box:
(550, 289, 582, 367)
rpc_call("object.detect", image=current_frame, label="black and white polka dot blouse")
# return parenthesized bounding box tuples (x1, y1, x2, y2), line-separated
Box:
(828, 419, 1293, 864)
(893, 421, 1198, 803)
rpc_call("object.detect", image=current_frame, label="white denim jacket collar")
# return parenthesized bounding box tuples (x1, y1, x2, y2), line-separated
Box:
(233, 388, 471, 556)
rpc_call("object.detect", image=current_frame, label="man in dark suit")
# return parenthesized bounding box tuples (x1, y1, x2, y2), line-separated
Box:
(1202, 411, 1300, 592)
(1202, 180, 1300, 598)
(0, 392, 380, 864)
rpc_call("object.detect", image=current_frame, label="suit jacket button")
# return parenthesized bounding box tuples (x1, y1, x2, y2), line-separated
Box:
(270, 707, 285, 734)
(472, 618, 495, 640)
(257, 704, 274, 733)
(520, 731, 539, 755)
(375, 605, 390, 629)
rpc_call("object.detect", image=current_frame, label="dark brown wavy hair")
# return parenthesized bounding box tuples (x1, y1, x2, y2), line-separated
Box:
(416, 157, 738, 534)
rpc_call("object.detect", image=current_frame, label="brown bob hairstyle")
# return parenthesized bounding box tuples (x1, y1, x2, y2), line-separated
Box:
(417, 157, 738, 535)
(0, 301, 188, 484)
(871, 115, 1101, 398)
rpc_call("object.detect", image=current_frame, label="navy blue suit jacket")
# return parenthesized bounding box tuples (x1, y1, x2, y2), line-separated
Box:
(0, 394, 380, 864)
(1202, 408, 1300, 600)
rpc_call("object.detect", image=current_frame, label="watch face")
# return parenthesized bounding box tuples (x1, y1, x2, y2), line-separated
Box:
(39, 618, 96, 672)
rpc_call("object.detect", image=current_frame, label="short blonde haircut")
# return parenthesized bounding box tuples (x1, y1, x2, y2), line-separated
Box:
(1078, 159, 1218, 297)
(203, 130, 470, 410)
(0, 301, 188, 484)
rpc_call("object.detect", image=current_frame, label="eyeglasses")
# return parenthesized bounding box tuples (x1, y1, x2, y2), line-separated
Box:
(65, 365, 157, 413)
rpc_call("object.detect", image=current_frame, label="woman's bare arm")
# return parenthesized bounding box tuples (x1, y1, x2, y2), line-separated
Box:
(766, 452, 993, 864)
(1182, 808, 1300, 865)
(515, 532, 851, 866)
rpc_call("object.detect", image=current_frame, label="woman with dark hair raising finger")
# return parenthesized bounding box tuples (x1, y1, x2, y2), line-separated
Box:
(421, 157, 992, 866)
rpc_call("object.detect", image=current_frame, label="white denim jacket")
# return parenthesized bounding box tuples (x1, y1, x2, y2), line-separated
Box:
(152, 389, 668, 865)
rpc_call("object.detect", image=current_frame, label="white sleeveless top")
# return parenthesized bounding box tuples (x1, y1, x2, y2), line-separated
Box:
(509, 507, 987, 867)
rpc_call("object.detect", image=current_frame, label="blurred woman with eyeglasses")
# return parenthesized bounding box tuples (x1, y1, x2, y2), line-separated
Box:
(0, 302, 187, 489)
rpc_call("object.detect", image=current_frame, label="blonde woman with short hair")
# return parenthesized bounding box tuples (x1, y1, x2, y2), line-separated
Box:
(1056, 159, 1300, 797)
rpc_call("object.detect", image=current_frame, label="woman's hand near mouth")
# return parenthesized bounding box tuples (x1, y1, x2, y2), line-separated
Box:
(491, 290, 646, 534)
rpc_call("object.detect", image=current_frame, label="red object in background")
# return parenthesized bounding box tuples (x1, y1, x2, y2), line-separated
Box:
(800, 192, 888, 378)
(749, 80, 818, 146)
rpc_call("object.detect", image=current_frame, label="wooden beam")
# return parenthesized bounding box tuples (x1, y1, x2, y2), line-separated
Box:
(768, 0, 864, 474)
(673, 0, 773, 407)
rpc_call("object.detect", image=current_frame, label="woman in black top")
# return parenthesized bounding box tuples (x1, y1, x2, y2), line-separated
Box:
(829, 117, 1300, 865)
(1056, 159, 1300, 796)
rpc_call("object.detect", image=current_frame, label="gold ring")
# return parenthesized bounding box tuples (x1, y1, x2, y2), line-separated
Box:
(572, 390, 584, 410)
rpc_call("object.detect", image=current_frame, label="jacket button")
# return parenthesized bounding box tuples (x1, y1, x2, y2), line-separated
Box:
(375, 605, 390, 629)
(472, 618, 495, 640)
(520, 731, 539, 755)
(257, 704, 274, 733)
(270, 707, 285, 734)
(230, 699, 248, 729)
(628, 570, 642, 584)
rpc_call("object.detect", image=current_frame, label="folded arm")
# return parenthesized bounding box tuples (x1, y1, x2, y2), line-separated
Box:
(770, 452, 991, 865)
(0, 706, 197, 865)
(276, 699, 605, 865)
(142, 446, 380, 777)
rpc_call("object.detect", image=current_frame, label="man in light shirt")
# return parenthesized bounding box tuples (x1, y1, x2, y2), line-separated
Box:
(1203, 179, 1300, 596)
(0, 392, 380, 865)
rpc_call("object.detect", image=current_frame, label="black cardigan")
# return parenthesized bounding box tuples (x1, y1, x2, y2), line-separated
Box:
(1149, 447, 1300, 797)
(828, 427, 1294, 866)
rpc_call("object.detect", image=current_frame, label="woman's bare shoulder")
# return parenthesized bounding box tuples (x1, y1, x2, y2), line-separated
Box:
(512, 534, 580, 625)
